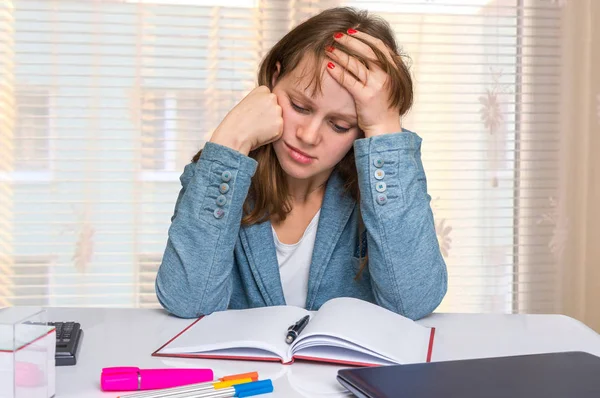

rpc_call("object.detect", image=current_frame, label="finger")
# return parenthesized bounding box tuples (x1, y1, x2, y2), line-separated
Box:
(324, 60, 363, 97)
(333, 31, 378, 63)
(325, 46, 368, 85)
(347, 29, 397, 65)
(334, 30, 397, 66)
(262, 134, 281, 148)
(262, 125, 284, 147)
(254, 126, 283, 151)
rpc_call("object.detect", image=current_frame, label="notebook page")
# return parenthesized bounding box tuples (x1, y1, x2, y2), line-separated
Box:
(294, 345, 396, 366)
(158, 305, 309, 362)
(293, 335, 394, 362)
(292, 297, 431, 364)
(179, 347, 281, 359)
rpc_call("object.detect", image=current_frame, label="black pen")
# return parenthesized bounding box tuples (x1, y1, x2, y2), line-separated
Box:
(285, 315, 310, 344)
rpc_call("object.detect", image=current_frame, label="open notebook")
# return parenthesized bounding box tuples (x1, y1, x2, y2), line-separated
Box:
(152, 297, 435, 367)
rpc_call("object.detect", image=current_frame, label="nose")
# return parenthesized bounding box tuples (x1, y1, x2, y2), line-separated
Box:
(295, 117, 322, 146)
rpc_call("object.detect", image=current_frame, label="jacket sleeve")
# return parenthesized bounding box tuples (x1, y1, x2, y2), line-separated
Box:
(353, 130, 448, 320)
(155, 142, 257, 318)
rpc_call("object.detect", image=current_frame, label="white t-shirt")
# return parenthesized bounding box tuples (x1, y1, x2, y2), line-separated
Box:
(271, 209, 321, 308)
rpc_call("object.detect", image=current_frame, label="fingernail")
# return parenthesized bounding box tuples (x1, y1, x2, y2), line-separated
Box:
(325, 45, 335, 52)
(347, 28, 357, 35)
(334, 32, 344, 39)
(327, 62, 335, 69)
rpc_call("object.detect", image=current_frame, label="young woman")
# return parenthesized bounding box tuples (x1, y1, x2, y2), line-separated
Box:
(155, 7, 447, 320)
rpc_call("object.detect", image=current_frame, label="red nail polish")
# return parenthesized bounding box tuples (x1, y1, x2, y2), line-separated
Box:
(327, 62, 335, 69)
(326, 45, 335, 52)
(334, 32, 343, 39)
(347, 28, 357, 35)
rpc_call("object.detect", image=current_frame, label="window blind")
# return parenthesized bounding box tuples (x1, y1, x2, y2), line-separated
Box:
(0, 0, 563, 313)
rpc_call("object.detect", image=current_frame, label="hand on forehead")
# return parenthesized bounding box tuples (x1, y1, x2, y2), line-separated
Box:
(282, 54, 358, 116)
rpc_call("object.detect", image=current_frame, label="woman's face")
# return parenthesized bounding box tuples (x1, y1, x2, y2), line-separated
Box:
(271, 56, 361, 182)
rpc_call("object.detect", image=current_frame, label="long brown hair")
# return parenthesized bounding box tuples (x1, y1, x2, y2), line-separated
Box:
(192, 7, 413, 275)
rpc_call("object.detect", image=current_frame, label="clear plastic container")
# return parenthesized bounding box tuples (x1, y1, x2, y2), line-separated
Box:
(0, 307, 56, 398)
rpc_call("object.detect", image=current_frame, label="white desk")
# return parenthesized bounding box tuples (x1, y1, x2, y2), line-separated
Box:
(46, 307, 600, 398)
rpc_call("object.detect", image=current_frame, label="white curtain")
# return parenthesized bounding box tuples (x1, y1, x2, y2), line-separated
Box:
(557, 0, 600, 332)
(1, 0, 596, 328)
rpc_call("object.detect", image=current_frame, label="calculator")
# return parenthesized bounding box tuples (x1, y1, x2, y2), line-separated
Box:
(48, 321, 83, 366)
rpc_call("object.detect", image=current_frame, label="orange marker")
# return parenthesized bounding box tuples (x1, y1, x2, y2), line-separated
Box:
(220, 371, 259, 382)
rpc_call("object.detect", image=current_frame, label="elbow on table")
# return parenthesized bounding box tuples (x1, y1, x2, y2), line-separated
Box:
(155, 277, 230, 319)
(405, 264, 448, 321)
(155, 280, 198, 319)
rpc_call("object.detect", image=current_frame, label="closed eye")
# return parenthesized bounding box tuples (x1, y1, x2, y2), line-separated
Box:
(290, 97, 352, 133)
(290, 101, 309, 114)
(330, 121, 351, 133)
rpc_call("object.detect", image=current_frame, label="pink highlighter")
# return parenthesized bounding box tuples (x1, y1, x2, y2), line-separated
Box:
(101, 367, 214, 391)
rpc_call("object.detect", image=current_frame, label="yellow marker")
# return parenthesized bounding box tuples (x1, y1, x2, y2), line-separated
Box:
(213, 377, 254, 389)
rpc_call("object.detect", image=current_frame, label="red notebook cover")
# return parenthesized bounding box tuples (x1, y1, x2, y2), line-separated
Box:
(151, 317, 435, 367)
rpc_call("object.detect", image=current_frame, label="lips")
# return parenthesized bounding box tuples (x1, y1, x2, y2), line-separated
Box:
(285, 142, 314, 159)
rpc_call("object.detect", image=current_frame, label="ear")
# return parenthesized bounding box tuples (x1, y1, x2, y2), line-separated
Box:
(271, 62, 282, 88)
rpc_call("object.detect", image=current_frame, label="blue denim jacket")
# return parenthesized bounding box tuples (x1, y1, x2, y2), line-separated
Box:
(156, 130, 447, 320)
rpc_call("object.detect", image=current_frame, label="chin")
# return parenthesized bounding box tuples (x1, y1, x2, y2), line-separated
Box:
(278, 158, 317, 180)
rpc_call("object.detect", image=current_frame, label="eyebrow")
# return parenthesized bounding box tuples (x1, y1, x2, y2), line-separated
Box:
(288, 89, 357, 123)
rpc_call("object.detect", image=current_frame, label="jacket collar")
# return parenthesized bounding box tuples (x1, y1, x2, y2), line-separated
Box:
(239, 171, 356, 309)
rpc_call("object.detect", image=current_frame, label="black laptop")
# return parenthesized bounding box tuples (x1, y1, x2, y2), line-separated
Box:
(337, 351, 600, 398)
